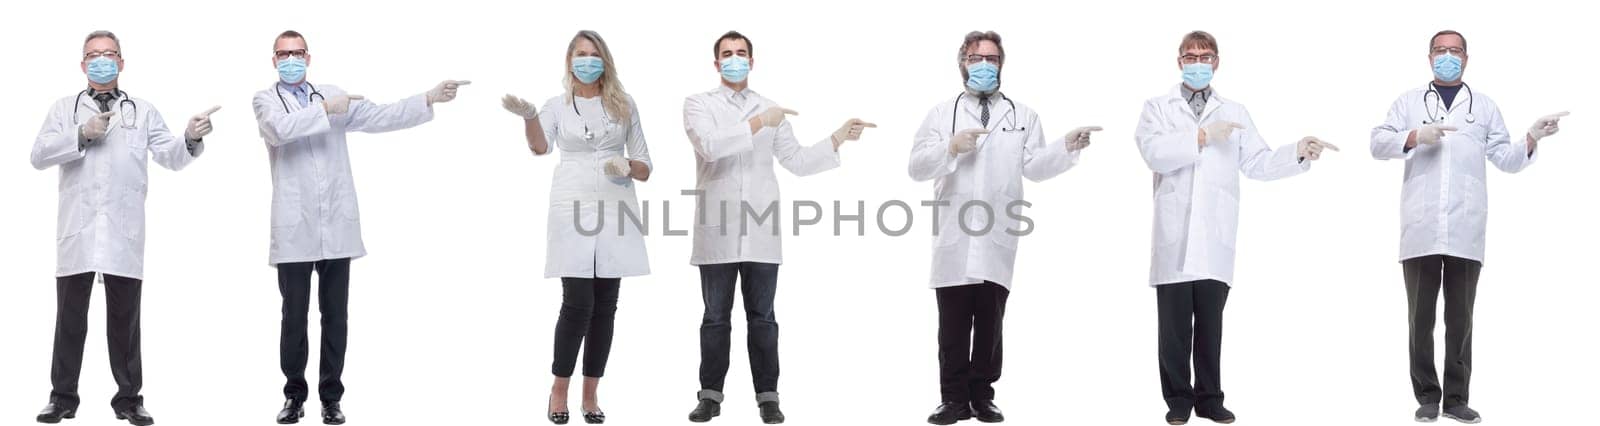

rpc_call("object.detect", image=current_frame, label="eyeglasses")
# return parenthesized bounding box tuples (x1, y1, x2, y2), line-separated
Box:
(1429, 46, 1464, 57)
(964, 54, 1001, 64)
(1179, 54, 1218, 64)
(274, 49, 309, 60)
(83, 50, 120, 60)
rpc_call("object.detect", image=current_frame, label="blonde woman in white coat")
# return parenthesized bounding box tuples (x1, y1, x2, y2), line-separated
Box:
(502, 30, 651, 425)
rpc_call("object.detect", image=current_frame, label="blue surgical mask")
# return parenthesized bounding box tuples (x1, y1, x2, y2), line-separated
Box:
(965, 61, 999, 93)
(86, 57, 118, 84)
(1182, 63, 1214, 90)
(719, 56, 750, 83)
(277, 57, 307, 84)
(572, 56, 604, 84)
(1432, 53, 1463, 82)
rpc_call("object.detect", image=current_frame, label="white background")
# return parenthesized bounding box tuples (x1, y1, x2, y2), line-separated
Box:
(1, 0, 1594, 425)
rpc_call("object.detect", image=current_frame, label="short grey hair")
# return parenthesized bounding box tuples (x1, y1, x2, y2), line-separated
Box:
(83, 30, 121, 54)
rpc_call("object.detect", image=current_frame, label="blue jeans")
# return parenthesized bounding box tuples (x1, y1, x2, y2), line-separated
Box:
(697, 262, 780, 394)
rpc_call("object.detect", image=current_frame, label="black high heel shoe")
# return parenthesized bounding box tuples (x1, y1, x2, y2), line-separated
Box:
(583, 410, 605, 424)
(548, 394, 570, 425)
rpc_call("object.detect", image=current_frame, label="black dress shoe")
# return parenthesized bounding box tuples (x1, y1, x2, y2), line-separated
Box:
(971, 400, 1005, 423)
(36, 403, 76, 424)
(687, 399, 720, 422)
(1196, 406, 1235, 424)
(320, 402, 345, 425)
(114, 405, 154, 426)
(927, 402, 973, 425)
(277, 399, 305, 424)
(1166, 407, 1191, 425)
(758, 401, 785, 424)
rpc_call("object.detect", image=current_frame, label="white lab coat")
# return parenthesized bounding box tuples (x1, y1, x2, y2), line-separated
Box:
(1135, 85, 1310, 287)
(909, 92, 1081, 290)
(682, 86, 840, 265)
(537, 94, 652, 278)
(31, 92, 201, 280)
(1370, 84, 1534, 263)
(252, 83, 434, 266)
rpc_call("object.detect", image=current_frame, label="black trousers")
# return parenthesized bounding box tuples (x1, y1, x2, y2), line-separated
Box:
(1157, 279, 1230, 413)
(935, 282, 1009, 403)
(277, 258, 351, 403)
(1403, 255, 1481, 408)
(49, 272, 144, 411)
(552, 277, 621, 378)
(698, 262, 780, 394)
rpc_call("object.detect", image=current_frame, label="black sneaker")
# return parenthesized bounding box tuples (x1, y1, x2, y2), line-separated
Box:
(1441, 406, 1481, 424)
(1415, 403, 1440, 422)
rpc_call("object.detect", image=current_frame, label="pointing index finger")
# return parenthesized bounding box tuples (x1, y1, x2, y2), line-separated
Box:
(200, 105, 222, 117)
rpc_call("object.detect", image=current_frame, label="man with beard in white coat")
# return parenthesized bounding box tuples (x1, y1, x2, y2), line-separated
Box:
(1135, 31, 1337, 426)
(31, 30, 218, 426)
(681, 31, 876, 425)
(1369, 30, 1568, 425)
(251, 30, 468, 425)
(909, 31, 1100, 425)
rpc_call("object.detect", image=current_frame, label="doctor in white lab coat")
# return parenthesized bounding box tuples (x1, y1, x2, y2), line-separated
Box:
(1369, 30, 1568, 424)
(681, 31, 876, 425)
(908, 31, 1098, 426)
(30, 30, 217, 426)
(1135, 31, 1335, 426)
(251, 30, 468, 425)
(501, 30, 651, 424)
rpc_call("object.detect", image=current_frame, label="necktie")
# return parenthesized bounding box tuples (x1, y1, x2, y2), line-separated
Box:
(94, 92, 116, 113)
(979, 96, 991, 128)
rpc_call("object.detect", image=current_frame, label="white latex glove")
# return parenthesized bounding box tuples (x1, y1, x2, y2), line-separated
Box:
(1527, 111, 1569, 142)
(603, 156, 631, 178)
(502, 94, 538, 120)
(1064, 126, 1102, 152)
(323, 95, 364, 115)
(80, 111, 113, 141)
(185, 106, 221, 140)
(1201, 121, 1244, 147)
(426, 80, 471, 104)
(831, 118, 878, 145)
(757, 106, 798, 128)
(1296, 136, 1340, 162)
(1413, 123, 1457, 146)
(949, 128, 989, 155)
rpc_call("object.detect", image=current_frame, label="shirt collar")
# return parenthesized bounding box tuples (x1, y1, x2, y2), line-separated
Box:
(716, 84, 755, 102)
(1182, 85, 1212, 103)
(277, 81, 307, 94)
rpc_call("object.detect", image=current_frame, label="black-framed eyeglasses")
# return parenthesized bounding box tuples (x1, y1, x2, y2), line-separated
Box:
(1180, 54, 1218, 64)
(274, 49, 308, 60)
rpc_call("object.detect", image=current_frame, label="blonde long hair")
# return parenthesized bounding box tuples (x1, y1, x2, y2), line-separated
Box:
(564, 30, 631, 126)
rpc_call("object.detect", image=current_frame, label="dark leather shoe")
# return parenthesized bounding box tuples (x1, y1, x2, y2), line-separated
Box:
(1166, 407, 1191, 425)
(320, 402, 345, 425)
(114, 405, 154, 426)
(276, 399, 305, 424)
(758, 401, 784, 424)
(36, 403, 76, 424)
(971, 400, 1004, 423)
(1196, 406, 1235, 424)
(687, 399, 720, 422)
(927, 402, 973, 425)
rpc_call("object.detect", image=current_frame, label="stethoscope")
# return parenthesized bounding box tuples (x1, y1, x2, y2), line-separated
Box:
(275, 81, 326, 113)
(950, 92, 1022, 134)
(1423, 82, 1475, 125)
(572, 96, 613, 141)
(73, 88, 137, 129)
